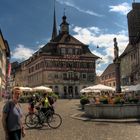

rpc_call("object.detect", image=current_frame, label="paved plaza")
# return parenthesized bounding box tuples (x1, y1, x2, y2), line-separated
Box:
(1, 99, 140, 140)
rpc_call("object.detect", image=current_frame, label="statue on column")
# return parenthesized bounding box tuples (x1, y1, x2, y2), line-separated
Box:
(113, 37, 121, 93)
(113, 37, 119, 61)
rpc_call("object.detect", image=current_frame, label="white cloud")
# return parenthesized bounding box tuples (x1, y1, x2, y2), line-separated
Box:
(109, 2, 131, 15)
(72, 25, 129, 75)
(96, 69, 103, 76)
(114, 22, 127, 29)
(11, 44, 35, 61)
(89, 27, 101, 34)
(56, 0, 103, 17)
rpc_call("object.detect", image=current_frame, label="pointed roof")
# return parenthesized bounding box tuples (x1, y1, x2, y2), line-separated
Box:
(51, 3, 57, 40)
(36, 9, 99, 59)
(101, 63, 115, 77)
(40, 33, 99, 59)
(119, 43, 134, 58)
(51, 33, 85, 45)
(80, 47, 99, 59)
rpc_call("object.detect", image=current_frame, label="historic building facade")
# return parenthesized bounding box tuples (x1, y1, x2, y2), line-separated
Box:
(0, 30, 10, 98)
(120, 2, 140, 86)
(100, 63, 116, 87)
(13, 13, 99, 98)
(120, 43, 140, 85)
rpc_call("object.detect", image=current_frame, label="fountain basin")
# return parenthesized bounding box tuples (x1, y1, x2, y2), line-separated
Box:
(85, 104, 140, 119)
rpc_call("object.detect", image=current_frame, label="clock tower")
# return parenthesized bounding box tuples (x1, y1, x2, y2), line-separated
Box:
(60, 15, 69, 34)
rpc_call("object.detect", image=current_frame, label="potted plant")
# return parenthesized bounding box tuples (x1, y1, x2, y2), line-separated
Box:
(80, 96, 90, 109)
(100, 97, 108, 104)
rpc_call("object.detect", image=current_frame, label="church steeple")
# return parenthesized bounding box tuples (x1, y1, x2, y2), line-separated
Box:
(60, 9, 69, 34)
(51, 1, 57, 40)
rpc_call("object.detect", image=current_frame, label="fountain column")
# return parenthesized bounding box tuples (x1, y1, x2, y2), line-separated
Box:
(113, 38, 121, 93)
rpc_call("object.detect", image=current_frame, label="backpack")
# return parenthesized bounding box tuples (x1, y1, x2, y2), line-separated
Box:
(48, 96, 54, 105)
(41, 98, 45, 106)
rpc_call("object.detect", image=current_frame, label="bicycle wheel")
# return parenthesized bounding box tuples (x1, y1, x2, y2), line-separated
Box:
(47, 113, 62, 129)
(37, 111, 46, 128)
(25, 113, 39, 128)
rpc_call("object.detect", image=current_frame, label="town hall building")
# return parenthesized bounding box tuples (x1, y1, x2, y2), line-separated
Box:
(12, 10, 99, 98)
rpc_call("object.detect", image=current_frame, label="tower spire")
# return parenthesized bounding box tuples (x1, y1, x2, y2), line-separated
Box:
(64, 8, 66, 16)
(51, 0, 57, 40)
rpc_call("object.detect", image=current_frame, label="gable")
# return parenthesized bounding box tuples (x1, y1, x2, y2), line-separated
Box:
(52, 33, 85, 46)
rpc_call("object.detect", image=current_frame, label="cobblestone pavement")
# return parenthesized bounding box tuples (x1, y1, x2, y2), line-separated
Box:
(1, 99, 140, 140)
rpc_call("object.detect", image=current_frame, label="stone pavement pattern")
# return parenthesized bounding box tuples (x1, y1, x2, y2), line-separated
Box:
(1, 99, 140, 140)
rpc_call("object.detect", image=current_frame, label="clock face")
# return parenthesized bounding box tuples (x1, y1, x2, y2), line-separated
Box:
(62, 25, 68, 31)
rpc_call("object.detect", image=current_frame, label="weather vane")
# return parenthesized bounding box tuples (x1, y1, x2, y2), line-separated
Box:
(64, 7, 66, 16)
(54, 0, 56, 7)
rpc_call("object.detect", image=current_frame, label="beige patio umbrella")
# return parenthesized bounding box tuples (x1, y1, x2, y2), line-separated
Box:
(123, 84, 140, 92)
(33, 86, 52, 92)
(80, 88, 100, 93)
(19, 87, 33, 92)
(136, 84, 140, 91)
(81, 84, 115, 93)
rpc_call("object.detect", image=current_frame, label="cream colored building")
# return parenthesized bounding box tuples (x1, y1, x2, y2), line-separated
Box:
(0, 30, 10, 97)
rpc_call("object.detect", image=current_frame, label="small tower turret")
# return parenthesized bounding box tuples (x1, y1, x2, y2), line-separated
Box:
(60, 11, 69, 34)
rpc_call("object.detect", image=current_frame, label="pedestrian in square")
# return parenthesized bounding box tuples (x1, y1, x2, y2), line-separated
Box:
(2, 87, 25, 140)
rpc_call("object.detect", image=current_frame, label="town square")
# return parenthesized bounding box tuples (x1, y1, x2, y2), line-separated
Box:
(0, 0, 140, 140)
(0, 99, 140, 140)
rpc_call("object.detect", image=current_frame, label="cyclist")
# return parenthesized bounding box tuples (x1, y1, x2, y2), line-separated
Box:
(40, 93, 51, 114)
(28, 95, 36, 113)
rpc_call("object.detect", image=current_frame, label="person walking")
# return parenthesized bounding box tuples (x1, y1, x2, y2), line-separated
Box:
(2, 87, 25, 140)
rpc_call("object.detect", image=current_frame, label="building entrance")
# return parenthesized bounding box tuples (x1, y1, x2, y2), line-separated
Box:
(68, 86, 73, 98)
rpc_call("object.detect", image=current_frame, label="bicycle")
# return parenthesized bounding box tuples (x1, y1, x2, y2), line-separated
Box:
(25, 106, 62, 129)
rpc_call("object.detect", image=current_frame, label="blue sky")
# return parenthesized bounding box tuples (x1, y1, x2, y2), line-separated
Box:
(0, 0, 138, 75)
